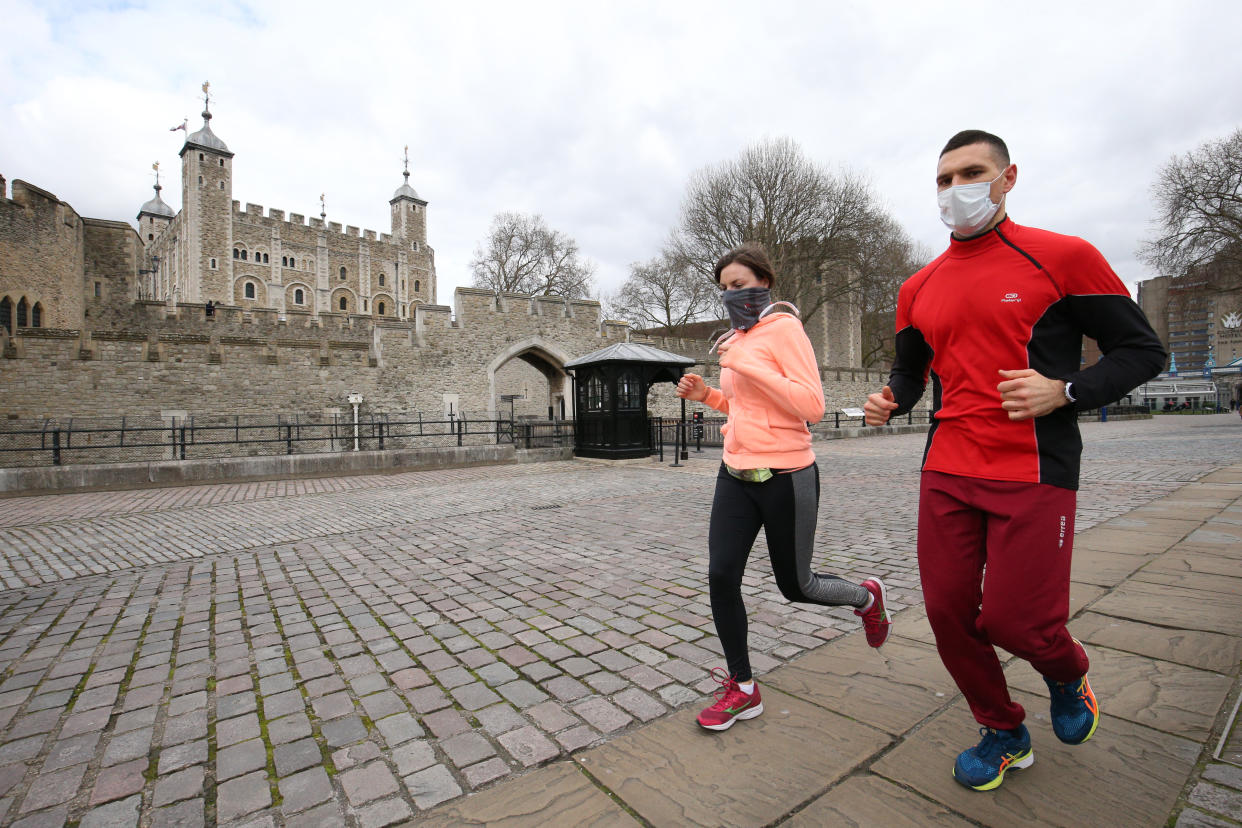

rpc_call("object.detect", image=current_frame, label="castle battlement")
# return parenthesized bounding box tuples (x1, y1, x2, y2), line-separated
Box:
(228, 202, 387, 242)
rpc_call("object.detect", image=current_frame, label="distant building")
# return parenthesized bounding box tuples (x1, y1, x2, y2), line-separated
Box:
(1135, 271, 1242, 408)
(139, 96, 436, 319)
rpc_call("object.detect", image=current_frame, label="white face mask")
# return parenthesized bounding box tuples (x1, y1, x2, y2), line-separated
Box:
(938, 168, 1007, 236)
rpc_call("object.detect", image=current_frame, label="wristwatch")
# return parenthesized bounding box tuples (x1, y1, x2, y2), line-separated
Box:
(1063, 381, 1076, 403)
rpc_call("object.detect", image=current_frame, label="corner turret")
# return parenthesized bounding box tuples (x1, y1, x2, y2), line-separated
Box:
(177, 82, 233, 304)
(137, 163, 175, 246)
(389, 146, 428, 244)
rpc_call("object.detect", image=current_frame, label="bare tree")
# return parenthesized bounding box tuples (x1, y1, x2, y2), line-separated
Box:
(852, 213, 932, 367)
(606, 247, 719, 333)
(670, 137, 881, 322)
(1140, 128, 1242, 291)
(471, 212, 596, 298)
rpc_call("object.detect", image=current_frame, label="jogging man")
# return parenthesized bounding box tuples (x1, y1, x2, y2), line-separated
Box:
(864, 130, 1165, 791)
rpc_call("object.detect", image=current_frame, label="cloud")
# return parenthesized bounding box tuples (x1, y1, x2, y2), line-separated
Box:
(3, 0, 1241, 305)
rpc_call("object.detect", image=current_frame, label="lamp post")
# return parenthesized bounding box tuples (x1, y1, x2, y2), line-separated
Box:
(347, 393, 363, 451)
(138, 254, 161, 301)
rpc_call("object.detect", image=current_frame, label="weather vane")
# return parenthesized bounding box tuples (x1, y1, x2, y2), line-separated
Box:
(320, 193, 326, 219)
(152, 161, 161, 188)
(403, 145, 410, 176)
(202, 80, 211, 109)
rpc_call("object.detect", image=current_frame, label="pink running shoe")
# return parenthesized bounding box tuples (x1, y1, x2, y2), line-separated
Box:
(697, 668, 763, 731)
(854, 578, 891, 647)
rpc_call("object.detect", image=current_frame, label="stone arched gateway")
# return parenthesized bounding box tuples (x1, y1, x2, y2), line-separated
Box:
(485, 338, 574, 420)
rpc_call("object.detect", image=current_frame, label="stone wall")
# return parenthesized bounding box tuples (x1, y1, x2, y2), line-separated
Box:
(0, 180, 85, 330)
(0, 284, 903, 423)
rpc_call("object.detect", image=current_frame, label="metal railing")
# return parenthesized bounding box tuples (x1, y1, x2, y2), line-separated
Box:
(0, 414, 575, 468)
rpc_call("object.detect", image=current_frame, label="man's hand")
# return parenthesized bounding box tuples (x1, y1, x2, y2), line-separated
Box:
(677, 373, 708, 402)
(997, 369, 1068, 420)
(864, 386, 898, 426)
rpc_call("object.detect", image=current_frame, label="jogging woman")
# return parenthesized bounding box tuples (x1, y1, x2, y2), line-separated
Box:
(677, 243, 891, 731)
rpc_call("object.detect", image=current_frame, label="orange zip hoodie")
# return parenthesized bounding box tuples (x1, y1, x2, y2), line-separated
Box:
(701, 312, 825, 469)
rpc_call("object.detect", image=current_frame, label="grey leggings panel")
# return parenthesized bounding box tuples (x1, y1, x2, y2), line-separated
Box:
(708, 462, 867, 681)
(788, 465, 868, 604)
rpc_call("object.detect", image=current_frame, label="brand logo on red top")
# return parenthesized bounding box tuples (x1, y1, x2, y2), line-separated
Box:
(1002, 292, 1021, 304)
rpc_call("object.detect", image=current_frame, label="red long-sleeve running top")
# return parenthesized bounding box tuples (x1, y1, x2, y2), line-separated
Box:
(887, 218, 1164, 490)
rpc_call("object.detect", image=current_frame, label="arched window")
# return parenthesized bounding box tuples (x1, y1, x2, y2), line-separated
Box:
(414, 280, 420, 293)
(263, 253, 269, 264)
(148, 234, 153, 241)
(31, 303, 41, 328)
(198, 176, 203, 185)
(233, 248, 240, 259)
(339, 296, 347, 311)
(0, 297, 11, 334)
(339, 266, 347, 281)
(289, 258, 295, 268)
(219, 158, 224, 167)
(241, 250, 248, 261)
(377, 301, 385, 316)
(294, 288, 304, 305)
(378, 274, 385, 287)
(16, 298, 28, 327)
(282, 256, 287, 266)
(244, 282, 255, 299)
(210, 258, 217, 269)
(199, 153, 204, 161)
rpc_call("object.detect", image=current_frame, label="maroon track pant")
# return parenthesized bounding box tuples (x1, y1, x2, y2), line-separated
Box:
(918, 471, 1089, 730)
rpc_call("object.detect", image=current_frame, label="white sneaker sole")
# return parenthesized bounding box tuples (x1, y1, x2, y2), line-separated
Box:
(698, 702, 764, 731)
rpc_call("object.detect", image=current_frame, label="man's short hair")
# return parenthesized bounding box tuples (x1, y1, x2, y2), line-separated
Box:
(940, 130, 1010, 167)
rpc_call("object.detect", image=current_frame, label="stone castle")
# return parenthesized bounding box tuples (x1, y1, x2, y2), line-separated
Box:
(0, 91, 880, 426)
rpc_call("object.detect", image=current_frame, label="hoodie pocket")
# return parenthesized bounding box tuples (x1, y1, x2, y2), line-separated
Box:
(726, 406, 779, 454)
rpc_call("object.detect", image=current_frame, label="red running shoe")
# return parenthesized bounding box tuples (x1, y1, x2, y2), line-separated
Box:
(697, 668, 763, 731)
(854, 578, 891, 647)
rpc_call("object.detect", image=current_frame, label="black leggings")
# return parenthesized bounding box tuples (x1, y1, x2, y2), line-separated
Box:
(708, 462, 868, 682)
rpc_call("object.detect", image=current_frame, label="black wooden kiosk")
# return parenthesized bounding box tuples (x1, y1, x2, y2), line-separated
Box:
(564, 342, 695, 459)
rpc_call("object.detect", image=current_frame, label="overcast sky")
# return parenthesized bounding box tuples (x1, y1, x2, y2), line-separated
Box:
(3, 0, 1240, 305)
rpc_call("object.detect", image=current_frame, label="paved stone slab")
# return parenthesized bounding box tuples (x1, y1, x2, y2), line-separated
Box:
(1129, 567, 1242, 596)
(419, 761, 635, 826)
(1074, 526, 1180, 556)
(1068, 548, 1153, 588)
(768, 633, 954, 736)
(1090, 580, 1242, 636)
(575, 695, 886, 826)
(1006, 644, 1233, 741)
(1070, 612, 1242, 674)
(787, 775, 974, 827)
(1144, 549, 1242, 578)
(872, 690, 1200, 828)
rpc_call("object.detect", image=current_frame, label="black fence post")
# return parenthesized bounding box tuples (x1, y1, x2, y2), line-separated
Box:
(285, 424, 293, 454)
(179, 426, 187, 460)
(52, 429, 61, 466)
(458, 418, 464, 447)
(835, 411, 840, 428)
(378, 421, 385, 451)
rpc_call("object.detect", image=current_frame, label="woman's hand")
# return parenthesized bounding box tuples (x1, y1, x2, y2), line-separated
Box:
(676, 373, 708, 402)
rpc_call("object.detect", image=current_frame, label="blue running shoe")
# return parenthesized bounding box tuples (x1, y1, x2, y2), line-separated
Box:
(952, 725, 1034, 791)
(1044, 673, 1099, 744)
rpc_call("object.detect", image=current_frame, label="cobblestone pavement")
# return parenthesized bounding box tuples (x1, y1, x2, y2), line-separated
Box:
(0, 414, 1236, 826)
